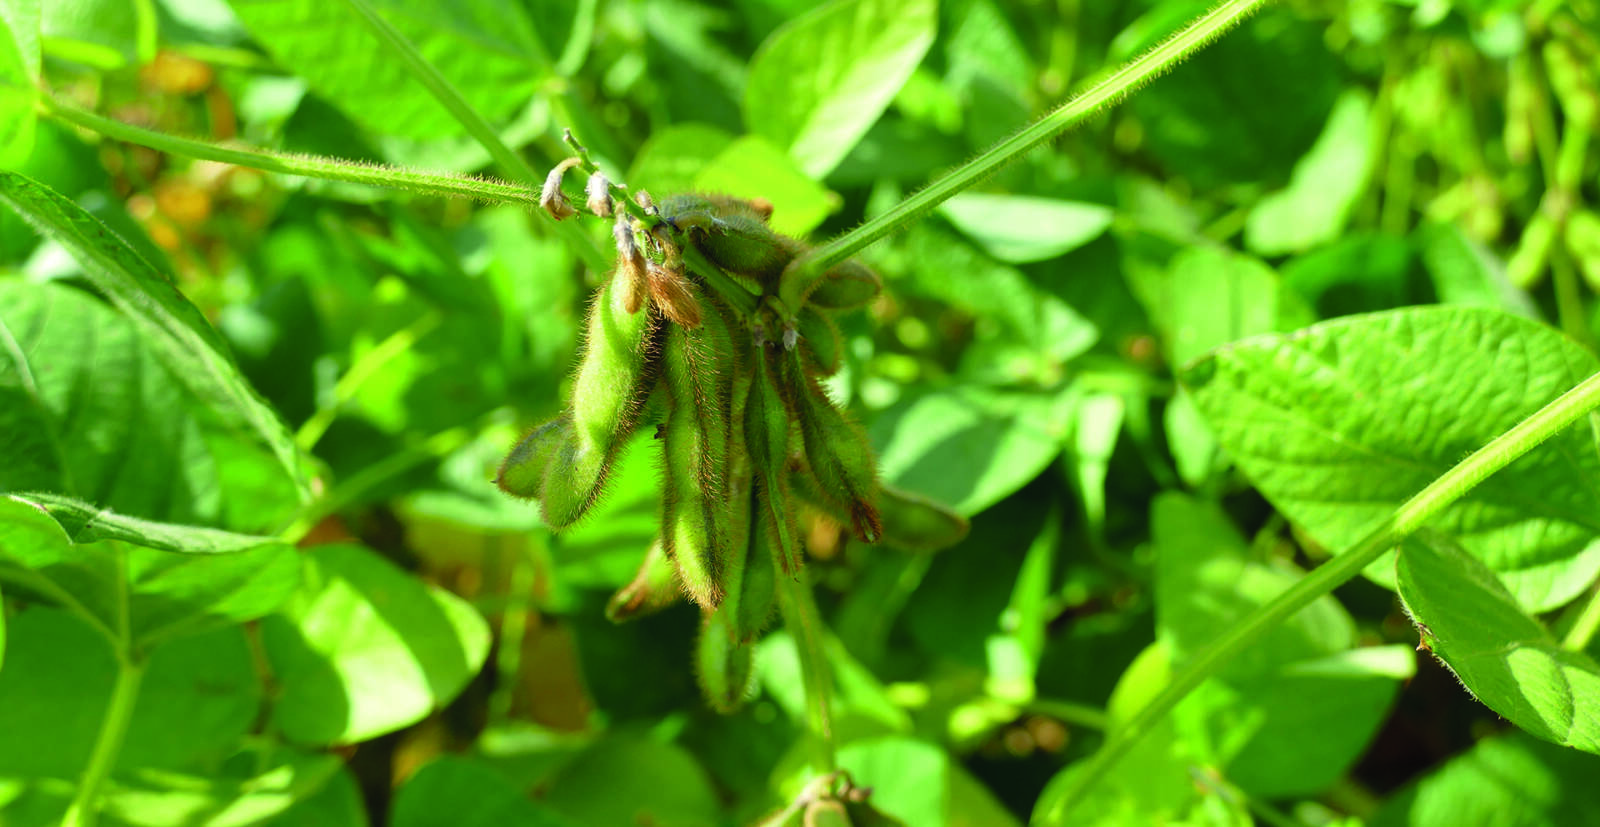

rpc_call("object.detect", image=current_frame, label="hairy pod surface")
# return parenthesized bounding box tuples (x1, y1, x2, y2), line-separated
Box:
(495, 415, 570, 499)
(795, 305, 843, 377)
(695, 607, 756, 714)
(540, 277, 661, 528)
(659, 298, 741, 608)
(747, 347, 805, 574)
(647, 263, 703, 328)
(785, 351, 883, 543)
(659, 193, 803, 292)
(606, 536, 684, 622)
(807, 259, 882, 310)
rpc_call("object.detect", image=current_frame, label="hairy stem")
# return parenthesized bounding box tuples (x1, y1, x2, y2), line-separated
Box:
(780, 0, 1273, 307)
(1041, 367, 1600, 820)
(42, 97, 535, 204)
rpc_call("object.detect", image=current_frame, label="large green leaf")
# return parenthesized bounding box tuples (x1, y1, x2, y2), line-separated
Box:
(260, 543, 490, 745)
(744, 0, 936, 178)
(1182, 306, 1600, 612)
(1398, 534, 1600, 755)
(538, 734, 720, 827)
(0, 496, 300, 652)
(869, 385, 1076, 517)
(0, 0, 38, 168)
(937, 194, 1112, 264)
(690, 135, 837, 236)
(836, 736, 1019, 827)
(0, 174, 308, 500)
(101, 749, 346, 827)
(1244, 89, 1376, 256)
(228, 0, 546, 139)
(0, 609, 260, 779)
(1371, 731, 1600, 827)
(1154, 494, 1406, 797)
(1128, 245, 1312, 368)
(391, 757, 577, 827)
(1128, 10, 1340, 186)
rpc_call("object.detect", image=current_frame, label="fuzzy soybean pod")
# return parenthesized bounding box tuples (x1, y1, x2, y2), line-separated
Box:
(695, 606, 757, 714)
(746, 347, 805, 575)
(659, 194, 803, 292)
(495, 415, 571, 499)
(806, 259, 881, 311)
(785, 351, 883, 544)
(659, 295, 742, 608)
(795, 305, 842, 377)
(539, 276, 661, 528)
(793, 473, 969, 552)
(605, 537, 684, 622)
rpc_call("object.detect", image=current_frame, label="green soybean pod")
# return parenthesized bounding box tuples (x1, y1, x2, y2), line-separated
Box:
(605, 536, 684, 622)
(785, 351, 882, 543)
(695, 606, 757, 714)
(539, 277, 661, 527)
(795, 305, 843, 377)
(734, 491, 781, 642)
(746, 347, 804, 574)
(658, 193, 804, 291)
(659, 298, 741, 608)
(807, 259, 881, 310)
(792, 475, 967, 552)
(495, 415, 571, 499)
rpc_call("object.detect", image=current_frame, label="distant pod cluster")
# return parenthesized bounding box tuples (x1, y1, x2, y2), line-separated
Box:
(498, 153, 968, 712)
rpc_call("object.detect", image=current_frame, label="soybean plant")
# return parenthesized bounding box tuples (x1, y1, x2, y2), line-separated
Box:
(496, 145, 968, 711)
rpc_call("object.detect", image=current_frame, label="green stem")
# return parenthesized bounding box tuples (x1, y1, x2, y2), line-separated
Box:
(337, 0, 541, 185)
(779, 0, 1273, 308)
(1025, 698, 1109, 731)
(1041, 367, 1600, 820)
(775, 570, 837, 773)
(42, 97, 537, 205)
(61, 655, 147, 827)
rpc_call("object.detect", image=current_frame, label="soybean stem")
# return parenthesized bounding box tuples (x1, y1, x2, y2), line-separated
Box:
(776, 570, 837, 773)
(62, 654, 146, 827)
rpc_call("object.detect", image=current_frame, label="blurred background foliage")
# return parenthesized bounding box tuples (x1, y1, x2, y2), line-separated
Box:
(3, 0, 1600, 824)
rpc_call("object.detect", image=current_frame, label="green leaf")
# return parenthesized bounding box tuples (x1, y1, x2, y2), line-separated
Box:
(13, 492, 290, 553)
(1128, 10, 1341, 186)
(539, 734, 720, 827)
(836, 737, 1019, 827)
(1182, 306, 1600, 612)
(102, 749, 346, 827)
(0, 0, 39, 168)
(626, 123, 736, 195)
(1398, 534, 1600, 755)
(690, 135, 838, 236)
(1245, 89, 1375, 256)
(1371, 731, 1600, 827)
(745, 0, 937, 178)
(937, 194, 1113, 263)
(228, 0, 546, 140)
(869, 385, 1075, 517)
(1415, 222, 1540, 318)
(0, 173, 308, 500)
(1128, 246, 1313, 368)
(1154, 493, 1405, 797)
(0, 496, 300, 652)
(392, 757, 577, 827)
(260, 543, 490, 745)
(0, 609, 260, 778)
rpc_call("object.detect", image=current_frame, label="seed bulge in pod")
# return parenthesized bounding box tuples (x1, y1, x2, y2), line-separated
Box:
(658, 305, 740, 608)
(496, 415, 570, 499)
(807, 259, 881, 310)
(795, 305, 842, 377)
(539, 276, 660, 527)
(786, 352, 882, 543)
